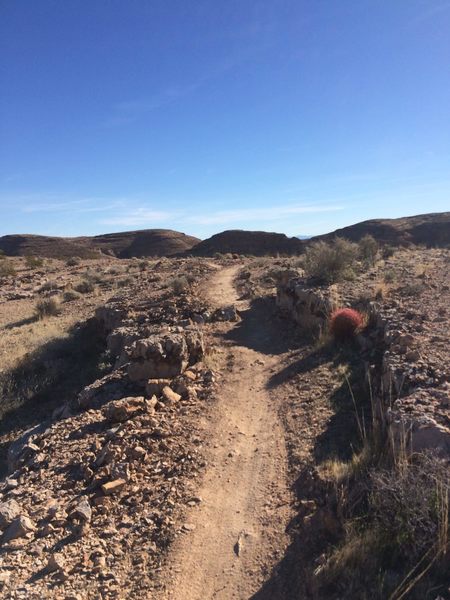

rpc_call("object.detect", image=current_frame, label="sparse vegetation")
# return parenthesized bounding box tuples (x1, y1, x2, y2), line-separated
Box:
(35, 297, 60, 319)
(169, 275, 189, 294)
(0, 260, 16, 277)
(304, 238, 358, 284)
(63, 289, 81, 302)
(74, 280, 95, 294)
(66, 256, 81, 267)
(25, 254, 44, 269)
(359, 234, 378, 266)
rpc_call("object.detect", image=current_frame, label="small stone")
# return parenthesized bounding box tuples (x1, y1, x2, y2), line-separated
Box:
(104, 397, 144, 422)
(101, 479, 126, 496)
(0, 499, 21, 530)
(162, 386, 181, 405)
(45, 553, 65, 573)
(2, 515, 36, 542)
(182, 523, 196, 532)
(405, 350, 420, 362)
(70, 499, 92, 523)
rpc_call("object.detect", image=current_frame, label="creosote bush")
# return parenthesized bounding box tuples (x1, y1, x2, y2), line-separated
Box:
(63, 290, 81, 302)
(304, 238, 358, 284)
(329, 308, 364, 340)
(66, 257, 81, 267)
(358, 234, 378, 266)
(35, 298, 59, 319)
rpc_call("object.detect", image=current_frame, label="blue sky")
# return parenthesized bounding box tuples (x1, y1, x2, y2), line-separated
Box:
(1, 1, 449, 239)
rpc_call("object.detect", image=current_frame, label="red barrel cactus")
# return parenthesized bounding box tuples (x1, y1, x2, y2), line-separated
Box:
(329, 308, 364, 340)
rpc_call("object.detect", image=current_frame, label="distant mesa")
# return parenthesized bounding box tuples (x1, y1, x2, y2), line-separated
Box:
(0, 229, 200, 259)
(190, 230, 304, 256)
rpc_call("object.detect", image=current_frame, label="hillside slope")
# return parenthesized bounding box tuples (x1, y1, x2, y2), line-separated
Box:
(0, 229, 200, 259)
(191, 229, 304, 256)
(310, 211, 450, 247)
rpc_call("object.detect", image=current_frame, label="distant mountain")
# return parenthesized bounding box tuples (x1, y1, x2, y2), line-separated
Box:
(0, 229, 200, 259)
(190, 230, 304, 256)
(309, 212, 450, 247)
(296, 235, 311, 240)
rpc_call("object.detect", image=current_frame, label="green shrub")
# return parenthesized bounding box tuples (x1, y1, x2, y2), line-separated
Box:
(359, 234, 378, 266)
(304, 238, 358, 284)
(35, 298, 59, 319)
(25, 254, 44, 269)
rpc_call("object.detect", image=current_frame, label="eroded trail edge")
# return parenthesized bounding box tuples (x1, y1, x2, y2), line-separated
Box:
(159, 267, 294, 600)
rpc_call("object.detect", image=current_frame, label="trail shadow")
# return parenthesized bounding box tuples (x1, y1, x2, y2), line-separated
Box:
(0, 318, 108, 476)
(252, 343, 372, 598)
(1, 315, 38, 330)
(222, 297, 307, 355)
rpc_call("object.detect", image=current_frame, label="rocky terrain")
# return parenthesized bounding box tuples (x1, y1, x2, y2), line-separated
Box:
(0, 241, 448, 599)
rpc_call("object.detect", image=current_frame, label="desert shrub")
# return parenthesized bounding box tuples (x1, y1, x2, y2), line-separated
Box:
(39, 280, 58, 293)
(138, 260, 148, 271)
(0, 261, 16, 277)
(329, 308, 364, 340)
(117, 276, 134, 288)
(382, 245, 395, 260)
(169, 275, 189, 294)
(74, 280, 95, 294)
(304, 238, 358, 284)
(359, 234, 378, 266)
(369, 454, 449, 566)
(35, 298, 59, 319)
(383, 269, 396, 283)
(25, 254, 44, 269)
(0, 249, 5, 259)
(63, 290, 81, 302)
(66, 257, 81, 267)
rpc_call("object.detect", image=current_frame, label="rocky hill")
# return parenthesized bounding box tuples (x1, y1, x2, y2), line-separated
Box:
(310, 211, 450, 247)
(0, 229, 200, 259)
(190, 229, 304, 256)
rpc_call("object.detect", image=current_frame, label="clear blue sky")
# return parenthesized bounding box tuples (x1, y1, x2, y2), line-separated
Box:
(1, 1, 449, 239)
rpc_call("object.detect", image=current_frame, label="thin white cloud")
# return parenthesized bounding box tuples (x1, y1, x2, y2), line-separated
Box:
(96, 203, 344, 228)
(185, 204, 344, 226)
(99, 207, 177, 227)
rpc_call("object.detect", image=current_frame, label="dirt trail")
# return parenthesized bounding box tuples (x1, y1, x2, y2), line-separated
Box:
(159, 267, 294, 600)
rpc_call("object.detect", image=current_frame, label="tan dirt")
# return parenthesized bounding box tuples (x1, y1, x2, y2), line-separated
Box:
(159, 266, 295, 600)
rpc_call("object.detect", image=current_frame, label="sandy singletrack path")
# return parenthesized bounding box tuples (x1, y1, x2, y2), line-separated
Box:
(159, 266, 294, 600)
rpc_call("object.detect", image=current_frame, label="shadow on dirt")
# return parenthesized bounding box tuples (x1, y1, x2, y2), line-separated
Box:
(222, 297, 307, 355)
(0, 318, 108, 477)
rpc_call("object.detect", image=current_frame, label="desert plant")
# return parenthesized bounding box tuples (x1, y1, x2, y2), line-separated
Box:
(382, 245, 395, 260)
(169, 275, 189, 294)
(329, 308, 364, 340)
(0, 260, 16, 277)
(383, 269, 396, 283)
(35, 298, 59, 319)
(117, 276, 134, 288)
(25, 254, 44, 269)
(304, 238, 358, 284)
(66, 257, 81, 267)
(38, 280, 58, 293)
(63, 290, 81, 302)
(359, 234, 378, 266)
(74, 280, 95, 294)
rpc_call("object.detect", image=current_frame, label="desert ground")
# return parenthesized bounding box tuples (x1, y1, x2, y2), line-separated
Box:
(0, 242, 449, 599)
